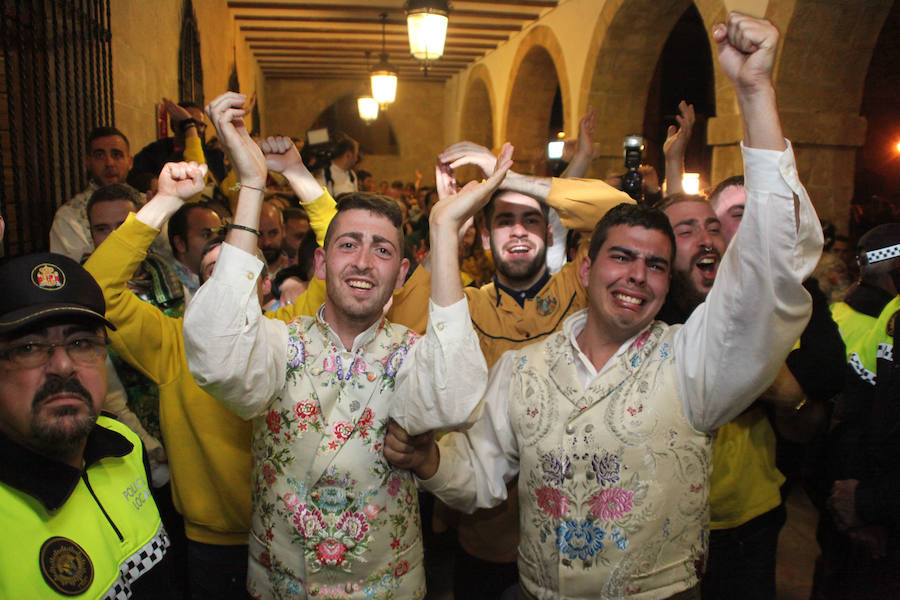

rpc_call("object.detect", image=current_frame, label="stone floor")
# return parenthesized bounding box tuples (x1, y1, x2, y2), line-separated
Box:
(424, 485, 822, 600)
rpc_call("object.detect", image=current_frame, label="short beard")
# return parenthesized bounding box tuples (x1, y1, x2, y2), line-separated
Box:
(30, 375, 96, 460)
(491, 239, 547, 288)
(669, 268, 708, 316)
(262, 246, 282, 266)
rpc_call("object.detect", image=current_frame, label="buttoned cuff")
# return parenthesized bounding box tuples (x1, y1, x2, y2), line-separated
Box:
(741, 140, 799, 197)
(213, 242, 265, 291)
(416, 446, 454, 493)
(427, 297, 473, 343)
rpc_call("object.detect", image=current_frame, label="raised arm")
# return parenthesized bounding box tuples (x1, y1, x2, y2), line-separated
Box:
(439, 140, 630, 232)
(182, 92, 288, 419)
(561, 106, 597, 179)
(662, 100, 695, 196)
(676, 13, 822, 431)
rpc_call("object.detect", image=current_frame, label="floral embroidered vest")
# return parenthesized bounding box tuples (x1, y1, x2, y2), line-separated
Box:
(248, 316, 426, 600)
(510, 318, 712, 599)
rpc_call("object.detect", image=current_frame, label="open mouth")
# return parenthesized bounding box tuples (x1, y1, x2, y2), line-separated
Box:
(347, 279, 374, 290)
(613, 291, 645, 306)
(696, 257, 717, 274)
(506, 244, 531, 255)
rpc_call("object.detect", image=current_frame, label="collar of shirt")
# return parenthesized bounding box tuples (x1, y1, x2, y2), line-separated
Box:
(0, 418, 133, 511)
(563, 309, 644, 388)
(172, 259, 200, 294)
(315, 304, 386, 353)
(493, 269, 551, 308)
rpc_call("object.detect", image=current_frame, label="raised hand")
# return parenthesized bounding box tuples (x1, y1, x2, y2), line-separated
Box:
(205, 92, 266, 187)
(163, 97, 193, 124)
(575, 106, 598, 160)
(259, 135, 305, 177)
(156, 161, 208, 201)
(431, 143, 514, 231)
(713, 12, 779, 93)
(439, 141, 500, 178)
(434, 162, 460, 202)
(663, 100, 695, 159)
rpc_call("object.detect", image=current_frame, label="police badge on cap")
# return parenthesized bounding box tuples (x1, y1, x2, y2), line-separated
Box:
(0, 253, 115, 333)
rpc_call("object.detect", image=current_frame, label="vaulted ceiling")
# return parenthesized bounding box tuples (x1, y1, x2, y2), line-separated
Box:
(228, 1, 560, 81)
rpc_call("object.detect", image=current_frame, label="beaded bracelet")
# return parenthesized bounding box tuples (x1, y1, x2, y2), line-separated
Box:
(228, 223, 261, 236)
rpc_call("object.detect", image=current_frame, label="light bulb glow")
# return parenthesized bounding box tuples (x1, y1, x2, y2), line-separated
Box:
(682, 172, 700, 195)
(371, 71, 398, 105)
(407, 12, 448, 60)
(547, 140, 565, 160)
(357, 97, 379, 122)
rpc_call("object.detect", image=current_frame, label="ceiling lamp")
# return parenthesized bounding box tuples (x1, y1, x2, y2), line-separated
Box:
(357, 97, 379, 123)
(371, 13, 398, 106)
(405, 0, 449, 62)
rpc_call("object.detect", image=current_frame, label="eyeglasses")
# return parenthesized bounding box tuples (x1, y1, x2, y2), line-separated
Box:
(0, 335, 109, 369)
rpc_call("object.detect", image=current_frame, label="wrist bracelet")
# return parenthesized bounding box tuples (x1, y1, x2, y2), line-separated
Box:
(231, 182, 266, 193)
(179, 118, 199, 130)
(228, 223, 261, 236)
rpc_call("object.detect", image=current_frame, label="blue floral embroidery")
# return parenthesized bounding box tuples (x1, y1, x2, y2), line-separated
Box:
(591, 451, 621, 486)
(659, 342, 670, 359)
(610, 528, 628, 550)
(557, 520, 605, 560)
(316, 485, 349, 513)
(287, 336, 307, 369)
(384, 346, 408, 379)
(630, 354, 642, 368)
(539, 450, 571, 486)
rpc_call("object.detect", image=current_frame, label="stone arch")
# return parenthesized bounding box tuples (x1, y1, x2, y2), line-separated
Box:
(503, 25, 570, 173)
(581, 0, 729, 177)
(459, 64, 495, 149)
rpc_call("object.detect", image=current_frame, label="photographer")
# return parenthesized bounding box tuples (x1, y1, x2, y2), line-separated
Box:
(311, 132, 359, 196)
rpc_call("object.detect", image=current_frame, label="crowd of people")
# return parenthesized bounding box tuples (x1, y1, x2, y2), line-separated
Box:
(1, 12, 898, 600)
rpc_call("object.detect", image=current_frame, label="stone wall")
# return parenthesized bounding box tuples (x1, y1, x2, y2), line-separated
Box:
(264, 78, 445, 185)
(111, 0, 265, 155)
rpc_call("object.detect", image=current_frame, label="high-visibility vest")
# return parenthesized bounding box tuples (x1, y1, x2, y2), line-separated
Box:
(832, 297, 899, 385)
(0, 416, 168, 599)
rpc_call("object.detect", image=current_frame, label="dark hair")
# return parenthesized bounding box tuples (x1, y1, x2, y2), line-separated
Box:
(356, 170, 372, 181)
(125, 171, 156, 195)
(86, 184, 142, 224)
(295, 228, 319, 276)
(587, 203, 676, 262)
(333, 134, 358, 158)
(391, 180, 404, 190)
(87, 126, 129, 151)
(168, 203, 217, 255)
(272, 265, 310, 299)
(283, 207, 310, 224)
(323, 192, 404, 250)
(483, 189, 550, 228)
(197, 234, 226, 284)
(708, 175, 744, 209)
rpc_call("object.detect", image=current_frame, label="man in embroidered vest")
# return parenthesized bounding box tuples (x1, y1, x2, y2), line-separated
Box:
(386, 13, 823, 599)
(183, 91, 508, 599)
(0, 252, 171, 599)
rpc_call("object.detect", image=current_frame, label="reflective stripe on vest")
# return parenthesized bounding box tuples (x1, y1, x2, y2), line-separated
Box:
(0, 416, 167, 599)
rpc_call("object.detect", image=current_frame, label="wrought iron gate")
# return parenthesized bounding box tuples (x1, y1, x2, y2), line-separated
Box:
(0, 0, 113, 257)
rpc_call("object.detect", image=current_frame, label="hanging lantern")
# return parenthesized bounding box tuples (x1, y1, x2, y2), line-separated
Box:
(357, 96, 379, 123)
(370, 13, 398, 106)
(405, 0, 449, 61)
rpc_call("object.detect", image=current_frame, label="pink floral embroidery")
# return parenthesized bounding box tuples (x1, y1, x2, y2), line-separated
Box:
(352, 358, 368, 375)
(295, 400, 318, 421)
(386, 475, 401, 497)
(262, 463, 277, 485)
(337, 512, 369, 542)
(364, 503, 380, 520)
(315, 539, 347, 566)
(631, 330, 651, 351)
(323, 355, 337, 373)
(535, 486, 571, 518)
(266, 410, 281, 434)
(332, 421, 354, 442)
(588, 487, 635, 522)
(281, 493, 301, 512)
(292, 505, 326, 538)
(259, 551, 271, 569)
(394, 560, 409, 577)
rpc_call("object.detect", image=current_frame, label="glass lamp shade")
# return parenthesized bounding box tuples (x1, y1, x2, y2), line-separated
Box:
(406, 11, 448, 60)
(357, 97, 379, 122)
(370, 67, 398, 106)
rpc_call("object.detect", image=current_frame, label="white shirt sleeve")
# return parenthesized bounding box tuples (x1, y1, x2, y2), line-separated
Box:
(183, 242, 288, 420)
(418, 350, 521, 513)
(389, 298, 488, 435)
(545, 207, 568, 275)
(50, 202, 93, 261)
(676, 141, 823, 432)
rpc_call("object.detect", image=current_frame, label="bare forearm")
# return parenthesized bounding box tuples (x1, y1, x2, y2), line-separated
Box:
(561, 152, 592, 179)
(283, 166, 326, 204)
(503, 171, 552, 202)
(227, 187, 265, 254)
(135, 194, 184, 229)
(739, 85, 786, 152)
(428, 224, 463, 306)
(664, 156, 685, 196)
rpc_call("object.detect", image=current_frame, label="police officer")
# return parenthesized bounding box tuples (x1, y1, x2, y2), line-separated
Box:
(0, 252, 171, 599)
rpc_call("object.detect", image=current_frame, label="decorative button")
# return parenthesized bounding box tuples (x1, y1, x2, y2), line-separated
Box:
(585, 424, 594, 433)
(436, 322, 444, 331)
(246, 272, 254, 280)
(565, 423, 576, 434)
(565, 470, 574, 480)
